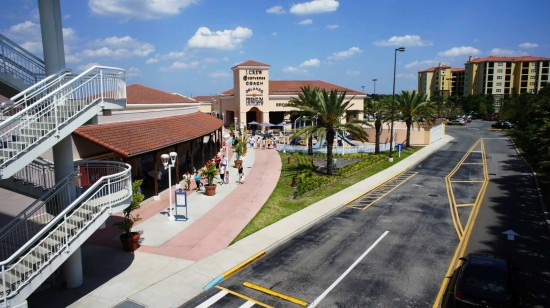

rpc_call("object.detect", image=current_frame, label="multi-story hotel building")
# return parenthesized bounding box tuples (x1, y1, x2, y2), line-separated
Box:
(418, 63, 465, 100)
(418, 56, 550, 102)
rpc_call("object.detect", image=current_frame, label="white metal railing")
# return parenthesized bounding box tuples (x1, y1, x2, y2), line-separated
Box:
(11, 157, 55, 190)
(0, 161, 131, 304)
(0, 66, 126, 177)
(0, 69, 72, 118)
(277, 142, 392, 154)
(0, 33, 45, 86)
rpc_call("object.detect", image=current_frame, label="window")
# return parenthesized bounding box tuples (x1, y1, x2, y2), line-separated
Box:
(497, 76, 503, 80)
(497, 82, 502, 87)
(531, 69, 536, 73)
(530, 82, 535, 86)
(496, 89, 502, 93)
(530, 76, 536, 79)
(497, 62, 503, 67)
(529, 89, 535, 93)
(497, 69, 503, 73)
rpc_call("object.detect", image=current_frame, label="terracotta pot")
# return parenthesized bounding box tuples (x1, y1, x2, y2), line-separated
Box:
(205, 184, 217, 196)
(234, 159, 243, 169)
(120, 232, 140, 252)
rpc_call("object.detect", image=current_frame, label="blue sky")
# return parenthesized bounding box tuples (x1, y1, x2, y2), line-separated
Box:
(2, 0, 549, 97)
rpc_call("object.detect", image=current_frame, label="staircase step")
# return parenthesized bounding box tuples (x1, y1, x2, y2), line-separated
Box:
(0, 278, 13, 297)
(11, 262, 34, 279)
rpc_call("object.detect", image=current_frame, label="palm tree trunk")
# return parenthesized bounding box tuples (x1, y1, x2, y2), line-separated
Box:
(308, 134, 313, 155)
(326, 129, 335, 175)
(406, 119, 412, 148)
(374, 117, 381, 154)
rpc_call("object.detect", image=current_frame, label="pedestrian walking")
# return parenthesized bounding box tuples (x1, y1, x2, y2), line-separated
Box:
(194, 171, 201, 191)
(238, 165, 244, 184)
(219, 164, 225, 184)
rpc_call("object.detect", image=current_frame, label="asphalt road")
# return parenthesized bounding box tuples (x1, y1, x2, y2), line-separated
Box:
(183, 120, 550, 307)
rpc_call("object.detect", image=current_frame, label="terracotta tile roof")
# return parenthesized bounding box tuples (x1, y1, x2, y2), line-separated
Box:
(418, 67, 436, 73)
(193, 95, 215, 102)
(232, 60, 271, 69)
(0, 94, 8, 102)
(221, 80, 364, 96)
(467, 55, 550, 63)
(127, 84, 196, 104)
(73, 112, 222, 157)
(451, 68, 465, 72)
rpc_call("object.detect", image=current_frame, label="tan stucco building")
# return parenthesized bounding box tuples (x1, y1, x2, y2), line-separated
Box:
(215, 60, 366, 129)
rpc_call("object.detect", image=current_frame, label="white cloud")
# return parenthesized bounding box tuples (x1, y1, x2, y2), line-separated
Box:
(266, 6, 285, 14)
(88, 0, 199, 20)
(283, 66, 308, 74)
(346, 70, 360, 76)
(146, 58, 159, 64)
(490, 48, 527, 56)
(290, 0, 339, 15)
(209, 71, 231, 78)
(299, 19, 313, 25)
(4, 21, 42, 54)
(126, 67, 142, 77)
(82, 35, 155, 59)
(374, 35, 432, 47)
(328, 47, 362, 60)
(300, 58, 320, 67)
(437, 46, 480, 57)
(160, 60, 200, 71)
(187, 26, 253, 50)
(326, 24, 339, 30)
(519, 42, 538, 49)
(405, 60, 438, 69)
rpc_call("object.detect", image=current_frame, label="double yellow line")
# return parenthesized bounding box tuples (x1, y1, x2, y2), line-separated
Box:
(433, 138, 490, 307)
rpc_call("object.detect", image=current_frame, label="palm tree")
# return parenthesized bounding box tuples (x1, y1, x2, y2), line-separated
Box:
(291, 87, 371, 175)
(287, 86, 321, 156)
(394, 90, 435, 148)
(364, 96, 390, 154)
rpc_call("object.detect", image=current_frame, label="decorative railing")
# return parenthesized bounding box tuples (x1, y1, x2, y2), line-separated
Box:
(0, 69, 72, 118)
(0, 161, 132, 304)
(0, 33, 45, 86)
(11, 157, 55, 190)
(0, 66, 126, 177)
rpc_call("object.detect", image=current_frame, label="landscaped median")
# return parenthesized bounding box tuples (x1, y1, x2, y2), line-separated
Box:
(232, 148, 419, 243)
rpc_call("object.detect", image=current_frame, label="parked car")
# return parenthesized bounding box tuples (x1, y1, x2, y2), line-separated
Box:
(454, 254, 518, 307)
(491, 121, 515, 129)
(448, 118, 466, 125)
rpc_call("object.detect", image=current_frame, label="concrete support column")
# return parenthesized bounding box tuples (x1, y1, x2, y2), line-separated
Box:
(39, 0, 83, 289)
(38, 0, 65, 75)
(62, 247, 83, 288)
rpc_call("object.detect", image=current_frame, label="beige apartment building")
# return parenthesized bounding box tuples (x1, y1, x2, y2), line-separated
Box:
(215, 60, 366, 129)
(418, 63, 465, 100)
(419, 56, 550, 103)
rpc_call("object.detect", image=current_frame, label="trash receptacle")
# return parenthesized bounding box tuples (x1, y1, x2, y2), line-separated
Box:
(332, 158, 337, 169)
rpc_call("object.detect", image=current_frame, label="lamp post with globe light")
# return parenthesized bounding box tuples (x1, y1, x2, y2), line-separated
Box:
(161, 152, 177, 220)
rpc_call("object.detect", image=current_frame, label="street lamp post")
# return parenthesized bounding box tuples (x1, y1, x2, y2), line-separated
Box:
(161, 152, 178, 220)
(283, 122, 286, 153)
(389, 47, 405, 162)
(372, 78, 378, 97)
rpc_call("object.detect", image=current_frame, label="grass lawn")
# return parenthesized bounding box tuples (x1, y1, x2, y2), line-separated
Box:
(232, 148, 419, 243)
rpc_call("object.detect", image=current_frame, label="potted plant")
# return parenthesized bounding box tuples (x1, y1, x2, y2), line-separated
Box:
(200, 163, 218, 196)
(233, 128, 249, 169)
(113, 179, 144, 252)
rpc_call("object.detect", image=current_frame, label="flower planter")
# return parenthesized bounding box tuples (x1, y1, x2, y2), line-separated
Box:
(234, 159, 243, 169)
(205, 184, 217, 196)
(120, 232, 141, 252)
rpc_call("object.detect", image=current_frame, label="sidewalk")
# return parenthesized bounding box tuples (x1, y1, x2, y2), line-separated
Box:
(27, 135, 452, 307)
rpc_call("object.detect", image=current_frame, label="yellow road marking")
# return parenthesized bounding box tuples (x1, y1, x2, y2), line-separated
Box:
(222, 251, 266, 279)
(215, 286, 273, 308)
(433, 139, 490, 307)
(461, 162, 483, 165)
(243, 281, 309, 307)
(456, 203, 475, 207)
(348, 172, 418, 210)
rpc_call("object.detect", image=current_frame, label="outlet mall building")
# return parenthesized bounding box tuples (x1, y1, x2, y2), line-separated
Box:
(215, 60, 366, 129)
